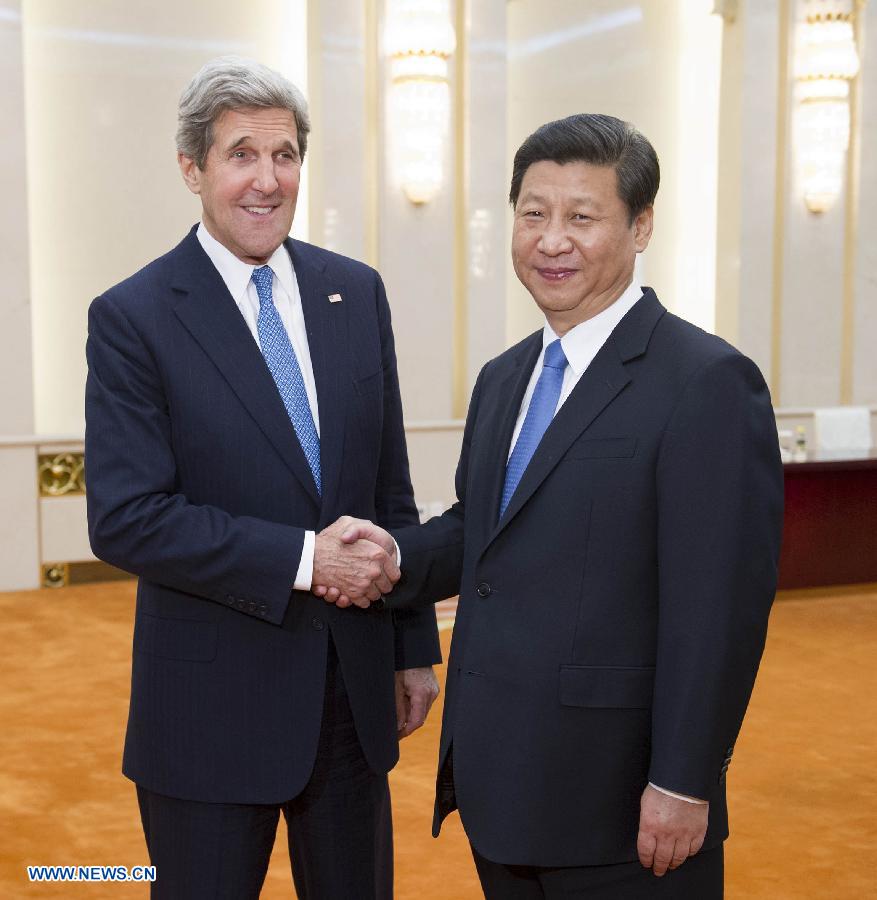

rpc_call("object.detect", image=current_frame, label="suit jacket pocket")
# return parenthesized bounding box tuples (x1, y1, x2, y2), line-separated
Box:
(559, 664, 654, 709)
(354, 369, 383, 397)
(564, 437, 637, 460)
(134, 613, 218, 662)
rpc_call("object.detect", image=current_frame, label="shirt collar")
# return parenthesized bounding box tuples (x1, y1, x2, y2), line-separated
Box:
(543, 281, 644, 376)
(196, 222, 296, 304)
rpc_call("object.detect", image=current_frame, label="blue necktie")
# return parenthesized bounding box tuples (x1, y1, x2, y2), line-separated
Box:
(252, 265, 321, 494)
(500, 338, 568, 518)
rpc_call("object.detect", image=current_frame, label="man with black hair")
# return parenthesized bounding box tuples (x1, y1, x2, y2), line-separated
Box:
(332, 114, 783, 898)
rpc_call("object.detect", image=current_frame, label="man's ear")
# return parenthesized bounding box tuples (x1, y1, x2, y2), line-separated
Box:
(633, 205, 654, 253)
(178, 152, 202, 195)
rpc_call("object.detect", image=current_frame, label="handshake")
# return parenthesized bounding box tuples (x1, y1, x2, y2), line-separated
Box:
(311, 516, 400, 608)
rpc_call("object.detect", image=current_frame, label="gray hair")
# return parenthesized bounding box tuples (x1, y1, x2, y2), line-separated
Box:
(176, 56, 311, 169)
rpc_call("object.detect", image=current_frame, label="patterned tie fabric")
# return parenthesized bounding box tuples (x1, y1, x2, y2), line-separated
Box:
(251, 265, 321, 494)
(499, 338, 568, 519)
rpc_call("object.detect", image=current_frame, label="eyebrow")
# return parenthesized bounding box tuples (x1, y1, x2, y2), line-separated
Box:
(226, 136, 299, 157)
(519, 192, 600, 206)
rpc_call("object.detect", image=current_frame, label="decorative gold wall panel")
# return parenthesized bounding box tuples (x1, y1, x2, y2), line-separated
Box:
(38, 452, 85, 496)
(42, 561, 132, 589)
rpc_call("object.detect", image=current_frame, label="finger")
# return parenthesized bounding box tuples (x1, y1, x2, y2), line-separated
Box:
(689, 834, 704, 856)
(352, 593, 373, 609)
(669, 841, 688, 870)
(313, 585, 328, 597)
(636, 832, 656, 870)
(373, 571, 394, 595)
(651, 839, 673, 877)
(325, 587, 341, 602)
(336, 594, 352, 607)
(384, 557, 401, 583)
(403, 691, 429, 736)
(395, 684, 408, 734)
(339, 525, 365, 544)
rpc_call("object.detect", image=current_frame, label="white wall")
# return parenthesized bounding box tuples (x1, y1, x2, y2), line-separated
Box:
(716, 0, 877, 408)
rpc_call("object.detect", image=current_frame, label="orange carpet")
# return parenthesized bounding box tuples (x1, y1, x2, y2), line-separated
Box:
(0, 582, 874, 898)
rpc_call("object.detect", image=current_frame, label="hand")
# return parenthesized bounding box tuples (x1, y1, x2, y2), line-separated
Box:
(636, 783, 708, 876)
(311, 517, 399, 609)
(395, 667, 440, 738)
(313, 517, 398, 608)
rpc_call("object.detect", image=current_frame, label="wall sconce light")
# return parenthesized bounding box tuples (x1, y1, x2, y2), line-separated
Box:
(794, 0, 860, 213)
(386, 0, 456, 205)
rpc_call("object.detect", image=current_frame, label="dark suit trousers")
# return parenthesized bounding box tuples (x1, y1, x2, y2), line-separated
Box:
(472, 844, 723, 900)
(136, 639, 392, 899)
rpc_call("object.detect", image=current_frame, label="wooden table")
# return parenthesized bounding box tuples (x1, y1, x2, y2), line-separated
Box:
(778, 450, 877, 589)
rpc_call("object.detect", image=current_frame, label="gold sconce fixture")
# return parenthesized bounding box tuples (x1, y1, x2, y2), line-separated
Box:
(795, 0, 860, 213)
(386, 0, 456, 205)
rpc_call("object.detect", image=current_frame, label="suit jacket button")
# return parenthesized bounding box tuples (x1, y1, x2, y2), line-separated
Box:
(236, 598, 245, 610)
(311, 617, 325, 631)
(225, 594, 235, 605)
(476, 582, 491, 597)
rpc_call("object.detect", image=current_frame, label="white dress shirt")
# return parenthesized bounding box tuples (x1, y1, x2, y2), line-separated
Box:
(508, 280, 642, 457)
(508, 280, 706, 805)
(196, 223, 317, 590)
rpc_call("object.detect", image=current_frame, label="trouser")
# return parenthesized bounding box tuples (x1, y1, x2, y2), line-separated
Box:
(136, 640, 392, 899)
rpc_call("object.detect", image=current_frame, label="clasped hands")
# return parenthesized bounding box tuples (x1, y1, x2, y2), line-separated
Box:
(311, 517, 440, 739)
(311, 516, 399, 608)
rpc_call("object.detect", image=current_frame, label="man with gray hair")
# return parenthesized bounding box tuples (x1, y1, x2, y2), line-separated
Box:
(85, 56, 440, 898)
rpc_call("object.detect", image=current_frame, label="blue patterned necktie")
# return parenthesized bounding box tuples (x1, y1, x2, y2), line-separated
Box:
(500, 338, 568, 518)
(251, 265, 321, 494)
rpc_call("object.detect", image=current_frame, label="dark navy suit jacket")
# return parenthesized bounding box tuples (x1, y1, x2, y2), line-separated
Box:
(85, 226, 439, 804)
(390, 290, 783, 867)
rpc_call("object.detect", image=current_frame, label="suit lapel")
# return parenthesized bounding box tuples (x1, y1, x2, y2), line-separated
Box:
(482, 290, 666, 551)
(170, 230, 322, 507)
(469, 333, 542, 538)
(286, 239, 348, 526)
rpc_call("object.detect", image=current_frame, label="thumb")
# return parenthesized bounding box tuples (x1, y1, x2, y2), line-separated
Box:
(340, 526, 365, 544)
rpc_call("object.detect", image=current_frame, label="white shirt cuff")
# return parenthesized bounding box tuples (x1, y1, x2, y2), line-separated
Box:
(393, 538, 401, 568)
(293, 530, 315, 591)
(649, 782, 708, 804)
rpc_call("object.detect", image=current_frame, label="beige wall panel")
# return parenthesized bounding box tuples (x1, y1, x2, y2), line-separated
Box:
(0, 446, 40, 591)
(778, 0, 846, 408)
(39, 494, 93, 562)
(715, 1, 781, 382)
(405, 425, 464, 510)
(23, 0, 305, 435)
(853, 1, 877, 406)
(378, 0, 456, 422)
(463, 0, 509, 388)
(1, 1, 35, 436)
(307, 0, 368, 261)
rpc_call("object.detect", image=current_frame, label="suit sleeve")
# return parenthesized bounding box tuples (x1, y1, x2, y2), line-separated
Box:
(85, 292, 304, 625)
(648, 351, 783, 799)
(387, 366, 486, 610)
(369, 273, 441, 669)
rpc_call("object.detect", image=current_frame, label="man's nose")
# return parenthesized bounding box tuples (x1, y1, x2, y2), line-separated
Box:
(537, 220, 573, 255)
(252, 156, 279, 194)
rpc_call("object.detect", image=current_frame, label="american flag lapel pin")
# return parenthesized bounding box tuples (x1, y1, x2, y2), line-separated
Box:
(328, 293, 343, 303)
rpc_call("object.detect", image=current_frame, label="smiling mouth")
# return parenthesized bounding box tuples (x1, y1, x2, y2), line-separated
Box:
(243, 206, 276, 217)
(537, 268, 577, 281)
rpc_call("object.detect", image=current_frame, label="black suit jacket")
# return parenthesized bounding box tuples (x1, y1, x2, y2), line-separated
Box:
(391, 289, 783, 867)
(85, 226, 439, 804)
